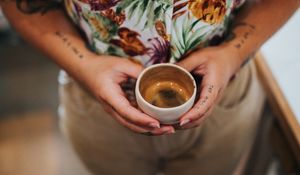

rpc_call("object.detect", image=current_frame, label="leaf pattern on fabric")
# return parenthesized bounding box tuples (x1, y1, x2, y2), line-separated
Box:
(82, 11, 119, 41)
(64, 0, 245, 66)
(116, 0, 172, 29)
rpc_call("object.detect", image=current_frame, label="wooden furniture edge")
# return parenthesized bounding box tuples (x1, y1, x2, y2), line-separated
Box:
(254, 52, 300, 162)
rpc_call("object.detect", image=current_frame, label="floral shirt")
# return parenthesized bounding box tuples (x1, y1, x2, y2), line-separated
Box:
(64, 0, 245, 66)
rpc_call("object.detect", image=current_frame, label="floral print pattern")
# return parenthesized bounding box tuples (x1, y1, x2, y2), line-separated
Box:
(64, 0, 245, 66)
(188, 0, 227, 24)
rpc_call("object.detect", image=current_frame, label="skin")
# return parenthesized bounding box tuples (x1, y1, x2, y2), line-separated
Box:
(1, 0, 299, 134)
(177, 0, 300, 129)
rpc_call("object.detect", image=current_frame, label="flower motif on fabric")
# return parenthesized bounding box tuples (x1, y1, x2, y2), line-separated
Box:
(110, 27, 148, 56)
(101, 9, 125, 26)
(147, 37, 171, 65)
(64, 0, 243, 65)
(155, 20, 171, 41)
(188, 0, 226, 24)
(173, 0, 226, 24)
(146, 20, 171, 64)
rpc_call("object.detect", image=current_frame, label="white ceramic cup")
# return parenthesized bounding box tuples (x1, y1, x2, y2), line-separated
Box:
(135, 63, 196, 124)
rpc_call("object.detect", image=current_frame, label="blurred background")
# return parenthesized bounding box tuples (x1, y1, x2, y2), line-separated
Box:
(0, 6, 299, 175)
(0, 8, 89, 175)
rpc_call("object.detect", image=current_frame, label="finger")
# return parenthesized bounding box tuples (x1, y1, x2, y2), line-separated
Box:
(215, 86, 225, 104)
(101, 82, 160, 129)
(179, 84, 220, 126)
(111, 107, 175, 135)
(176, 54, 203, 72)
(102, 100, 175, 135)
(100, 100, 152, 132)
(108, 105, 151, 133)
(117, 60, 144, 79)
(180, 105, 214, 130)
(141, 126, 176, 136)
(151, 126, 175, 135)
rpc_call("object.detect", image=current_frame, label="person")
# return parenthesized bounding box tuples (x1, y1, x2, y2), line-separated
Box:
(1, 0, 299, 174)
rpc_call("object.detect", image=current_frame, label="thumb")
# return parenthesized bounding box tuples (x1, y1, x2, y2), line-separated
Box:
(175, 55, 199, 72)
(121, 60, 144, 79)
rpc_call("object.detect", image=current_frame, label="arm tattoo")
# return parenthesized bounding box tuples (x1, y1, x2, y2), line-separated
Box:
(233, 22, 255, 49)
(225, 22, 257, 67)
(55, 31, 84, 59)
(226, 22, 256, 50)
(16, 0, 62, 15)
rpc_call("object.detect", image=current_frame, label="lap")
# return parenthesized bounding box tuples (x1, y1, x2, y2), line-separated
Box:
(164, 61, 265, 175)
(58, 60, 265, 175)
(59, 77, 158, 175)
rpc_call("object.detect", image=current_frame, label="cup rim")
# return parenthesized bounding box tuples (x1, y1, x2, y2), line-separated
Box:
(135, 63, 197, 111)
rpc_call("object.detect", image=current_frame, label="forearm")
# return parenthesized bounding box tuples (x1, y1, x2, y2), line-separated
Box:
(223, 0, 300, 68)
(0, 1, 98, 81)
(1, 1, 172, 134)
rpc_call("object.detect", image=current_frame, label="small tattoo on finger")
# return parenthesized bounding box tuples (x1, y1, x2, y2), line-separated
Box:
(208, 85, 214, 93)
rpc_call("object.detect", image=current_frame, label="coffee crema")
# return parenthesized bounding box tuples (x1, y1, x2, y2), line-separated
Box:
(141, 80, 191, 108)
(138, 64, 195, 109)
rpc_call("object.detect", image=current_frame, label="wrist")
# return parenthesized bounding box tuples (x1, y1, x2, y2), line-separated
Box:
(218, 43, 245, 74)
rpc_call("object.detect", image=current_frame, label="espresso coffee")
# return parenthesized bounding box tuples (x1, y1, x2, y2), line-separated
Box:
(142, 80, 190, 108)
(136, 64, 196, 123)
(138, 64, 195, 109)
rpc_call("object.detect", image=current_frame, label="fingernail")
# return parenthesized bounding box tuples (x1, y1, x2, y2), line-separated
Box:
(180, 119, 190, 126)
(149, 123, 160, 129)
(163, 128, 175, 135)
(167, 128, 175, 134)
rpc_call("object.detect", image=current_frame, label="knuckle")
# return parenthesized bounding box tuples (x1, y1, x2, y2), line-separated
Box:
(126, 112, 146, 124)
(190, 113, 201, 121)
(117, 106, 128, 117)
(117, 105, 134, 120)
(95, 88, 108, 102)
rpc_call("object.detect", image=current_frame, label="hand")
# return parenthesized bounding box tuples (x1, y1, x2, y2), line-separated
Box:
(176, 45, 242, 129)
(76, 55, 175, 135)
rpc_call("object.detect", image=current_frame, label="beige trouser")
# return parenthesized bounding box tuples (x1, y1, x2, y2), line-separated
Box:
(58, 60, 265, 175)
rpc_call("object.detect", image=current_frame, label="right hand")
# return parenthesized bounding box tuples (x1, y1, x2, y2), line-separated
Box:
(75, 55, 175, 135)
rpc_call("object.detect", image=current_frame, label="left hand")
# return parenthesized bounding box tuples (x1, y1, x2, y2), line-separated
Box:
(176, 45, 242, 129)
